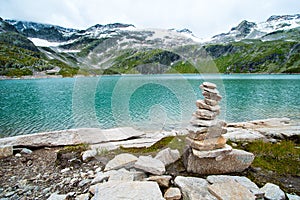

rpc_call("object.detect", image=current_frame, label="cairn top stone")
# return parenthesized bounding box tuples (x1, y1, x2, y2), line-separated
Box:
(202, 82, 217, 89)
(200, 85, 220, 94)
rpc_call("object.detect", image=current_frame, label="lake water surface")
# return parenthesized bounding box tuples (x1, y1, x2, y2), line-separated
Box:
(0, 74, 299, 137)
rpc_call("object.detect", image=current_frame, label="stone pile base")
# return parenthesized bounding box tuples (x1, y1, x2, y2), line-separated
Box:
(183, 146, 254, 175)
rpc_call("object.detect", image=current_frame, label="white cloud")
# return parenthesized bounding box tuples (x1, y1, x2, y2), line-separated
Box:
(0, 0, 299, 38)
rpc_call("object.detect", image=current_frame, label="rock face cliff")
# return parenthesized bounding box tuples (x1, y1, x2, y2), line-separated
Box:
(1, 14, 300, 77)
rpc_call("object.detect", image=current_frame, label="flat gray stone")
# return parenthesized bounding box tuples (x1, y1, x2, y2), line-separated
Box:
(200, 86, 220, 95)
(147, 175, 172, 188)
(91, 181, 164, 200)
(202, 82, 217, 89)
(286, 193, 300, 200)
(196, 99, 220, 112)
(134, 156, 165, 175)
(208, 180, 256, 200)
(174, 176, 217, 200)
(227, 118, 290, 129)
(0, 145, 13, 158)
(186, 136, 226, 151)
(104, 153, 138, 171)
(155, 148, 180, 166)
(0, 127, 145, 147)
(206, 175, 264, 198)
(202, 91, 222, 101)
(190, 116, 219, 127)
(187, 125, 208, 134)
(20, 148, 32, 154)
(194, 109, 218, 120)
(224, 128, 265, 142)
(260, 183, 286, 200)
(192, 144, 232, 158)
(205, 98, 218, 106)
(164, 187, 181, 200)
(184, 148, 254, 175)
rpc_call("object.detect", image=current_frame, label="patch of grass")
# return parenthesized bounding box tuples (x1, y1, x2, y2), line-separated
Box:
(120, 136, 175, 154)
(248, 140, 300, 176)
(96, 148, 109, 156)
(231, 140, 300, 176)
(60, 143, 90, 153)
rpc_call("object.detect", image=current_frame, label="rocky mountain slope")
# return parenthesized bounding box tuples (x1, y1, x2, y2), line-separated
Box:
(0, 14, 300, 77)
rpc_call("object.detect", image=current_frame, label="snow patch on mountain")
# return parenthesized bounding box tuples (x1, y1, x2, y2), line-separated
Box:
(29, 38, 62, 47)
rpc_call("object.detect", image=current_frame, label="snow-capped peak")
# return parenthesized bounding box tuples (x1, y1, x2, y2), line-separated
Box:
(209, 14, 300, 43)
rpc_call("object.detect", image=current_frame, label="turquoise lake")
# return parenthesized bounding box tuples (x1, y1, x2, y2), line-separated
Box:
(0, 74, 299, 137)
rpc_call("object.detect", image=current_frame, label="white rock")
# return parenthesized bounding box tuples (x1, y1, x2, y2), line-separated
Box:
(104, 153, 138, 171)
(174, 176, 217, 200)
(60, 168, 71, 173)
(134, 156, 165, 175)
(47, 193, 68, 200)
(15, 153, 21, 157)
(78, 179, 91, 187)
(20, 148, 33, 154)
(164, 187, 182, 200)
(260, 183, 286, 200)
(91, 181, 164, 200)
(155, 148, 180, 166)
(286, 193, 300, 200)
(82, 149, 97, 162)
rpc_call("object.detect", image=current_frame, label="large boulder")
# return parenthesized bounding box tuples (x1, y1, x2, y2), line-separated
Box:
(134, 156, 165, 175)
(183, 147, 254, 174)
(174, 176, 217, 200)
(91, 181, 164, 200)
(207, 175, 264, 198)
(208, 180, 256, 200)
(104, 153, 138, 171)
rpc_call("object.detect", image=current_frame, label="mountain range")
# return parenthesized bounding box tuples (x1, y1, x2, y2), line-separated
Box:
(0, 14, 299, 77)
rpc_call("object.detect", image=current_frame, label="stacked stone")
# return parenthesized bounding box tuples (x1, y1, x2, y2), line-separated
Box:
(186, 82, 228, 152)
(183, 81, 254, 175)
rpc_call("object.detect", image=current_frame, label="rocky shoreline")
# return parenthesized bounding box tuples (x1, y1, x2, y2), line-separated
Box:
(0, 118, 299, 199)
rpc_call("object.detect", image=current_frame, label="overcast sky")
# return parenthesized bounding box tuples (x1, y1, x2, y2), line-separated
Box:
(1, 0, 299, 38)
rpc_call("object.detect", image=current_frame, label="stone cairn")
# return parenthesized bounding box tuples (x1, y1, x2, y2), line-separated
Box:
(183, 82, 254, 175)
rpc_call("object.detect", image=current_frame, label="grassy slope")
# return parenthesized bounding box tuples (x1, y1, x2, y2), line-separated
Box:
(0, 32, 79, 77)
(211, 40, 300, 73)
